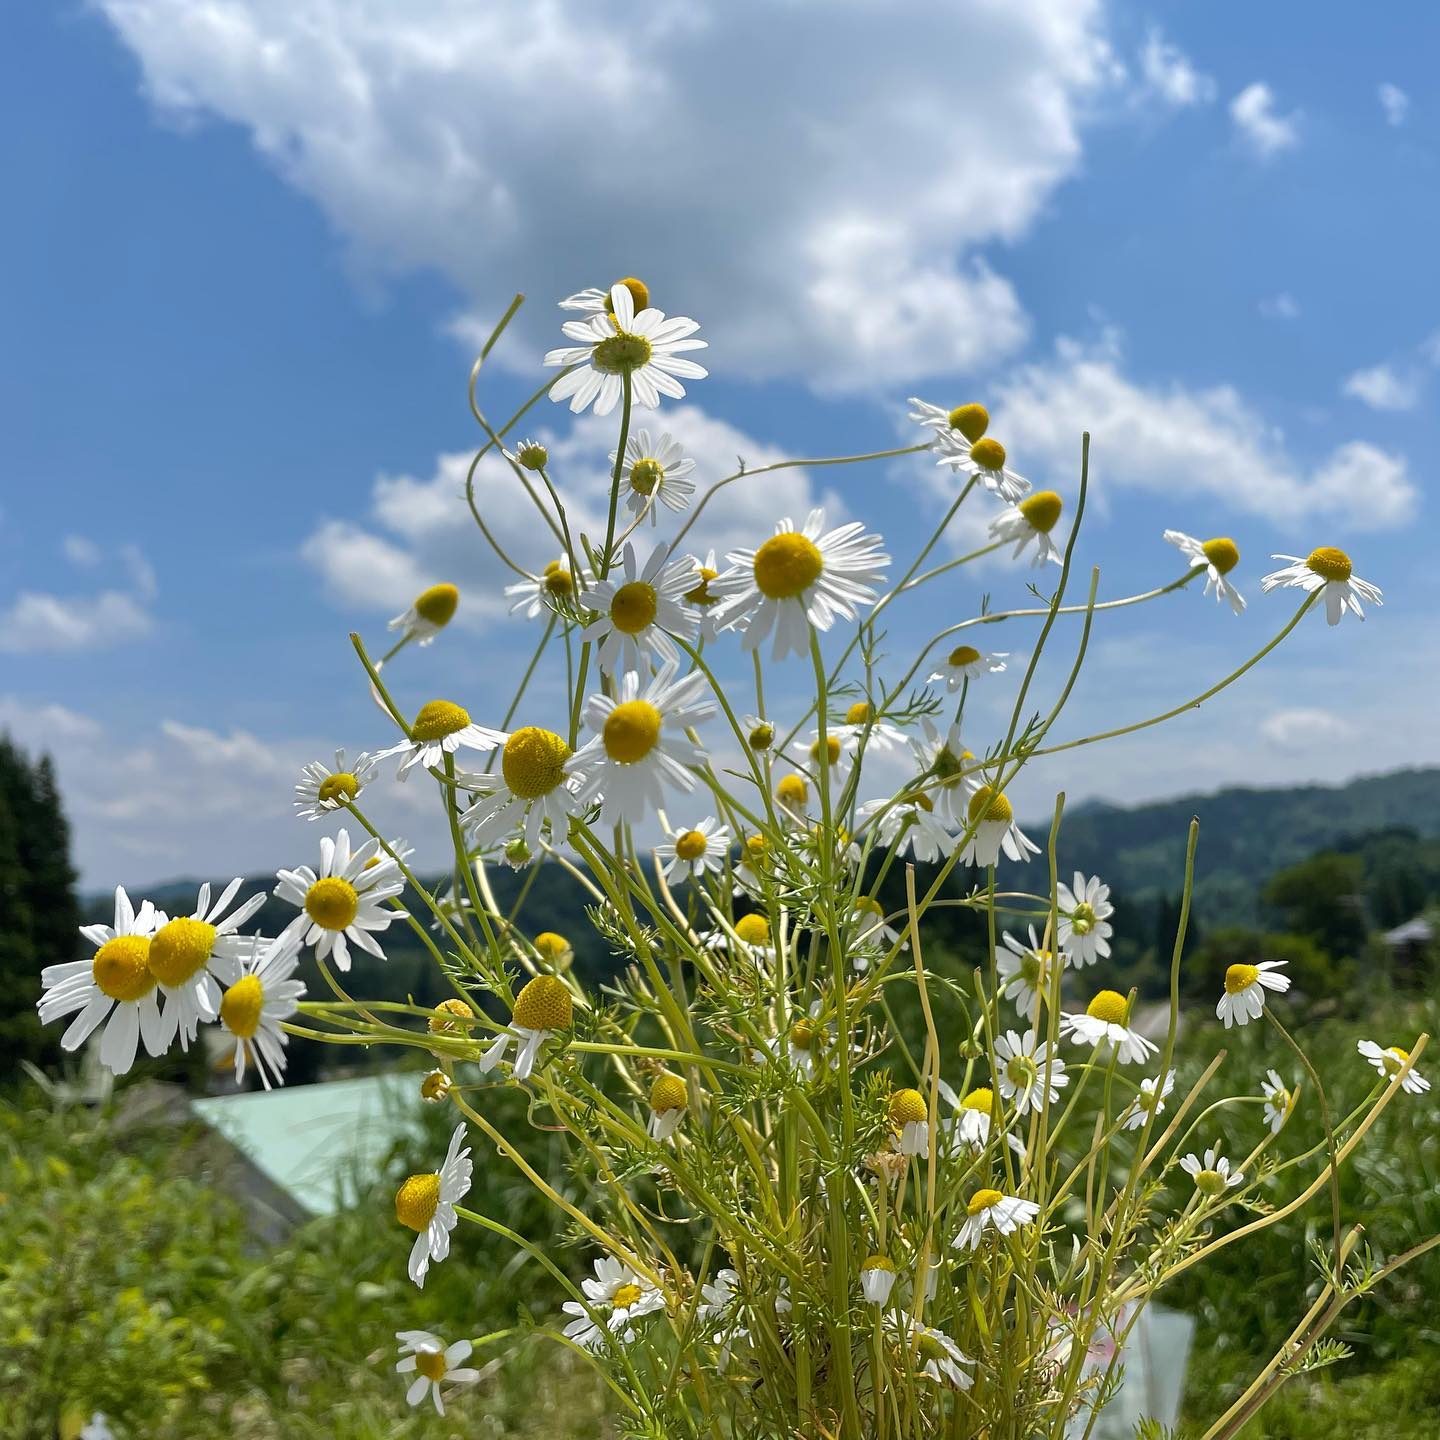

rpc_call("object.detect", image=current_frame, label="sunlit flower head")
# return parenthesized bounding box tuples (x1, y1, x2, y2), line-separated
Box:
(1358, 1039, 1430, 1094)
(294, 749, 378, 821)
(1215, 959, 1289, 1028)
(741, 714, 775, 752)
(908, 397, 990, 446)
(860, 1255, 898, 1306)
(1164, 530, 1245, 615)
(1259, 1069, 1294, 1132)
(216, 933, 305, 1091)
(275, 829, 406, 971)
(394, 1330, 480, 1416)
(656, 815, 732, 882)
(995, 927, 1059, 1017)
(613, 429, 696, 523)
(478, 974, 575, 1083)
(1122, 1069, 1175, 1132)
(560, 276, 651, 315)
(1056, 871, 1113, 968)
(648, 1071, 689, 1142)
(888, 1086, 931, 1157)
(546, 281, 707, 415)
(831, 700, 908, 755)
(857, 789, 956, 863)
(562, 1256, 665, 1349)
(583, 540, 701, 678)
(953, 1188, 1040, 1250)
(848, 894, 904, 971)
(375, 700, 505, 780)
(928, 642, 1008, 691)
(511, 437, 549, 471)
(908, 719, 977, 826)
(960, 785, 1040, 868)
(989, 490, 1064, 567)
(1060, 990, 1157, 1065)
(1261, 547, 1382, 626)
(681, 548, 727, 641)
(709, 911, 776, 965)
(459, 724, 584, 852)
(1179, 1146, 1244, 1198)
(389, 582, 460, 646)
(994, 1028, 1068, 1116)
(505, 555, 585, 621)
(933, 424, 1031, 504)
(755, 1000, 832, 1081)
(394, 1122, 472, 1287)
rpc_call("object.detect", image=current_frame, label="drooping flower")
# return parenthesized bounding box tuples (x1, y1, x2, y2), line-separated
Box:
(831, 700, 908, 755)
(648, 1071, 689, 1142)
(394, 1330, 480, 1416)
(928, 643, 1008, 691)
(1122, 1069, 1176, 1132)
(908, 719, 977, 826)
(1261, 547, 1382, 626)
(1060, 990, 1158, 1065)
(389, 582, 460, 646)
(1056, 871, 1114, 968)
(1179, 1147, 1244, 1198)
(613, 429, 697, 523)
(583, 540, 701, 678)
(908, 397, 990, 445)
(294, 749, 378, 821)
(217, 933, 306, 1091)
(989, 490, 1064, 567)
(889, 1310, 977, 1389)
(860, 1255, 898, 1306)
(275, 829, 406, 971)
(889, 1087, 931, 1157)
(394, 1123, 472, 1287)
(478, 974, 575, 1082)
(1357, 1039, 1431, 1094)
(933, 425, 1031, 503)
(856, 790, 956, 863)
(959, 785, 1040, 868)
(1164, 531, 1246, 615)
(1215, 960, 1290, 1028)
(656, 815, 732, 882)
(561, 1256, 666, 1348)
(953, 1188, 1041, 1250)
(375, 700, 504, 780)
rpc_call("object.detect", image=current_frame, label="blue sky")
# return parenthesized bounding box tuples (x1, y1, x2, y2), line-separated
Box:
(3, 0, 1438, 885)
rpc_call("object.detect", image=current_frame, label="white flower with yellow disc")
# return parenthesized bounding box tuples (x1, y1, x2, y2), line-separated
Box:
(909, 719, 978, 825)
(994, 1029, 1068, 1116)
(1261, 546, 1382, 626)
(831, 700, 908, 755)
(394, 1330, 480, 1416)
(1122, 1069, 1175, 1131)
(275, 829, 405, 971)
(1179, 1146, 1244, 1198)
(953, 1188, 1040, 1250)
(887, 1309, 977, 1389)
(989, 490, 1065, 566)
(582, 540, 700, 678)
(612, 429, 696, 523)
(1060, 990, 1158, 1065)
(995, 928, 1059, 1016)
(375, 699, 505, 780)
(388, 582, 460, 646)
(929, 643, 1008, 690)
(294, 749, 378, 821)
(1056, 871, 1114, 967)
(1164, 531, 1246, 615)
(656, 815, 731, 882)
(1215, 959, 1289, 1028)
(459, 725, 584, 851)
(888, 1087, 932, 1157)
(218, 932, 306, 1090)
(1358, 1039, 1430, 1094)
(959, 785, 1040, 868)
(1259, 1069, 1294, 1131)
(648, 1071, 689, 1142)
(559, 275, 650, 315)
(856, 790, 955, 863)
(860, 1255, 898, 1306)
(394, 1123, 472, 1287)
(478, 974, 574, 1082)
(505, 555, 584, 621)
(934, 428, 1031, 504)
(562, 1256, 666, 1348)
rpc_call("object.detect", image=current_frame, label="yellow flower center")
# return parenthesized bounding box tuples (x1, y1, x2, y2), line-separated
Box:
(147, 917, 218, 987)
(650, 1072, 688, 1113)
(948, 403, 989, 442)
(960, 1086, 993, 1114)
(592, 330, 653, 374)
(534, 931, 571, 963)
(1306, 546, 1352, 583)
(1383, 1045, 1411, 1074)
(305, 877, 359, 932)
(855, 896, 884, 919)
(611, 1282, 643, 1310)
(810, 736, 842, 766)
(947, 644, 981, 667)
(1086, 990, 1129, 1026)
(1224, 963, 1260, 994)
(968, 1188, 1003, 1215)
(968, 785, 1013, 825)
(1201, 538, 1239, 575)
(969, 437, 1007, 471)
(1194, 1168, 1227, 1198)
(219, 975, 264, 1038)
(1019, 949, 1051, 987)
(517, 442, 549, 471)
(776, 773, 809, 808)
(684, 565, 719, 606)
(674, 829, 709, 861)
(845, 702, 873, 724)
(753, 532, 824, 599)
(91, 934, 156, 1003)
(629, 458, 664, 496)
(602, 699, 662, 763)
(747, 722, 774, 751)
(610, 581, 658, 635)
(1018, 490, 1063, 534)
(744, 835, 767, 859)
(900, 789, 935, 814)
(411, 700, 471, 742)
(789, 1018, 818, 1050)
(915, 1331, 949, 1363)
(1070, 902, 1095, 935)
(317, 771, 360, 806)
(502, 726, 572, 799)
(415, 1350, 448, 1382)
(606, 276, 650, 313)
(862, 1253, 896, 1273)
(414, 582, 459, 627)
(734, 913, 770, 947)
(395, 1172, 441, 1231)
(512, 974, 573, 1032)
(889, 1088, 928, 1125)
(543, 563, 574, 597)
(420, 1070, 452, 1101)
(428, 998, 475, 1034)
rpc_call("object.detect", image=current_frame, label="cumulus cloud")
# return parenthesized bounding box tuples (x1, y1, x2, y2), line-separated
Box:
(1259, 707, 1353, 749)
(1378, 82, 1410, 127)
(1342, 363, 1421, 412)
(1229, 83, 1300, 157)
(1138, 30, 1214, 107)
(0, 542, 158, 653)
(94, 0, 1121, 389)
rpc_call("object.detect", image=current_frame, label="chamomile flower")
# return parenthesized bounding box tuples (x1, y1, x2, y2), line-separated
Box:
(545, 281, 707, 415)
(1260, 1069, 1294, 1132)
(832, 701, 908, 754)
(774, 772, 812, 822)
(710, 911, 776, 965)
(394, 1331, 480, 1416)
(533, 931, 573, 969)
(856, 791, 956, 863)
(275, 829, 406, 971)
(394, 1123, 472, 1287)
(294, 749, 378, 820)
(1056, 872, 1114, 968)
(1215, 960, 1290, 1029)
(889, 1087, 931, 1157)
(420, 1069, 453, 1103)
(959, 785, 1040, 868)
(994, 1029, 1068, 1115)
(375, 700, 505, 780)
(849, 895, 903, 970)
(79, 1415, 114, 1440)
(989, 490, 1064, 567)
(613, 429, 696, 523)
(570, 664, 715, 827)
(511, 437, 549, 470)
(889, 1311, 976, 1390)
(908, 397, 989, 446)
(934, 427, 1031, 504)
(996, 928, 1059, 1017)
(1164, 531, 1246, 615)
(218, 934, 306, 1090)
(656, 815, 731, 882)
(583, 541, 700, 678)
(860, 1255, 898, 1306)
(648, 1071, 689, 1142)
(506, 557, 583, 620)
(1122, 1070, 1176, 1131)
(1261, 547, 1382, 626)
(943, 1084, 1000, 1149)
(1180, 1147, 1244, 1198)
(1060, 991, 1158, 1065)
(1358, 1040, 1431, 1094)
(713, 509, 890, 661)
(953, 1189, 1041, 1250)
(741, 714, 776, 752)
(149, 878, 268, 1050)
(682, 549, 726, 641)
(459, 725, 585, 851)
(908, 719, 977, 826)
(38, 886, 166, 1075)
(929, 643, 1008, 690)
(560, 275, 651, 314)
(698, 1267, 742, 1330)
(478, 974, 574, 1082)
(562, 1257, 665, 1348)
(388, 582, 460, 646)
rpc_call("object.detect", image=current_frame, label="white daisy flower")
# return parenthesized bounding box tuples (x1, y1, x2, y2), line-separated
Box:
(294, 749, 378, 821)
(906, 719, 977, 826)
(656, 815, 731, 882)
(1216, 960, 1290, 1028)
(860, 1255, 898, 1306)
(1261, 547, 1382, 626)
(1259, 1069, 1294, 1132)
(698, 1266, 741, 1325)
(1358, 1040, 1431, 1094)
(275, 829, 406, 972)
(959, 786, 1040, 868)
(505, 556, 584, 621)
(562, 1256, 666, 1349)
(583, 541, 700, 678)
(908, 397, 989, 445)
(996, 928, 1060, 1017)
(989, 490, 1065, 567)
(856, 790, 956, 863)
(510, 437, 549, 471)
(613, 429, 697, 523)
(888, 1310, 976, 1390)
(38, 886, 166, 1076)
(388, 582, 460, 646)
(994, 1029, 1069, 1116)
(545, 281, 707, 415)
(1056, 872, 1114, 968)
(459, 725, 585, 852)
(928, 643, 1008, 691)
(569, 663, 715, 827)
(394, 1123, 472, 1287)
(681, 549, 725, 642)
(953, 1188, 1041, 1250)
(933, 427, 1031, 504)
(219, 933, 306, 1090)
(848, 895, 904, 972)
(1164, 531, 1246, 615)
(709, 912, 776, 966)
(832, 700, 909, 755)
(148, 878, 268, 1051)
(559, 275, 650, 314)
(478, 974, 574, 1083)
(1122, 1069, 1176, 1132)
(394, 1330, 480, 1416)
(375, 699, 505, 781)
(1179, 1146, 1244, 1198)
(774, 771, 814, 824)
(712, 508, 890, 661)
(741, 713, 776, 752)
(648, 1072, 689, 1142)
(888, 1087, 931, 1157)
(1060, 991, 1158, 1066)
(939, 1082, 1000, 1150)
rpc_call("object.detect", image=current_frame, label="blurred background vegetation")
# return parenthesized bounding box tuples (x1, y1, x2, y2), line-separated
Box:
(3, 732, 1439, 1437)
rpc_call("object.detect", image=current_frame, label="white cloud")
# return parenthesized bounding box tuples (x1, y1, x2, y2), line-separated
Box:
(1259, 707, 1353, 749)
(1258, 293, 1300, 320)
(1379, 82, 1410, 127)
(1229, 82, 1300, 157)
(0, 542, 158, 653)
(63, 535, 102, 567)
(1138, 29, 1214, 107)
(94, 0, 1121, 389)
(0, 696, 103, 744)
(1342, 363, 1421, 412)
